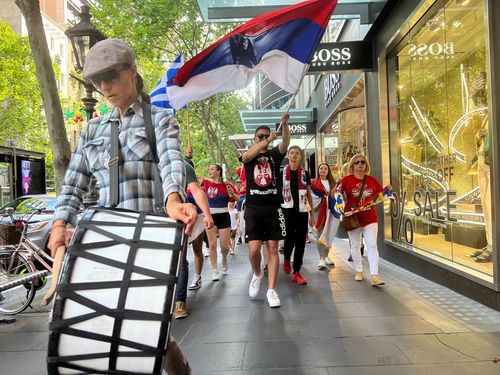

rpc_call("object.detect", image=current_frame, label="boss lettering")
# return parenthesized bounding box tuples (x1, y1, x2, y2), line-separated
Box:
(408, 42, 455, 57)
(313, 47, 352, 63)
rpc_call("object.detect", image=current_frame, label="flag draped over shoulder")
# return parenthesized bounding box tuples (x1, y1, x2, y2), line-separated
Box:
(150, 54, 184, 113)
(167, 0, 338, 109)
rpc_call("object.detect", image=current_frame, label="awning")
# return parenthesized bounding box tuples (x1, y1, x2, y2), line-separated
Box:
(239, 108, 315, 133)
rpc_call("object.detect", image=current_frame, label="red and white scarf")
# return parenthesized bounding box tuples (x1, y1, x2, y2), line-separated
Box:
(281, 164, 308, 212)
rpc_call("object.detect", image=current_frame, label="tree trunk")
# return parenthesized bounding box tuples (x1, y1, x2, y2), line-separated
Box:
(15, 0, 71, 192)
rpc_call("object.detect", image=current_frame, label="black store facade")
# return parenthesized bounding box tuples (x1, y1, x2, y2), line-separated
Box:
(309, 0, 500, 309)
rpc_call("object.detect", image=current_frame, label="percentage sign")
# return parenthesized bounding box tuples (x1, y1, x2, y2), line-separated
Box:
(391, 191, 413, 244)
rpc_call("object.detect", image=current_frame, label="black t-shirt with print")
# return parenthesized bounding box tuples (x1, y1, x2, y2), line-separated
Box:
(240, 146, 285, 208)
(285, 169, 311, 211)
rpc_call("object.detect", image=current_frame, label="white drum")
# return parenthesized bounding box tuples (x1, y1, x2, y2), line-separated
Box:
(47, 207, 187, 375)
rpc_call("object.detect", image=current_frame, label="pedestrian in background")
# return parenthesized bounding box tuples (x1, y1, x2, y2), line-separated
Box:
(281, 146, 314, 285)
(202, 164, 239, 280)
(310, 162, 339, 270)
(339, 154, 387, 286)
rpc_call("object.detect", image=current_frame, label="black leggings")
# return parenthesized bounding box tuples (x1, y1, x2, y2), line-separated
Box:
(283, 210, 309, 273)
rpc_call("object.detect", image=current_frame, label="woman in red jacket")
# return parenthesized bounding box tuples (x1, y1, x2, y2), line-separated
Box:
(339, 154, 386, 286)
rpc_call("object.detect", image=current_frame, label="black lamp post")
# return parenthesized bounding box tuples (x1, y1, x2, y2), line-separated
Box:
(65, 4, 105, 121)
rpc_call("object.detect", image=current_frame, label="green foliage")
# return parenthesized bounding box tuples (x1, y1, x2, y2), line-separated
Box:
(90, 0, 250, 179)
(0, 20, 53, 180)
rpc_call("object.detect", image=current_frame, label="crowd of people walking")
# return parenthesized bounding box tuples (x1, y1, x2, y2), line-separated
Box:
(44, 37, 391, 373)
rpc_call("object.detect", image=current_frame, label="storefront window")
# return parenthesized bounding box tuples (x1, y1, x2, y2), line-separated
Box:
(392, 0, 492, 276)
(321, 78, 366, 177)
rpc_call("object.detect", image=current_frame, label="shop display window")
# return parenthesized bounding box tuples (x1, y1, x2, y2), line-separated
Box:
(392, 0, 492, 276)
(320, 78, 366, 177)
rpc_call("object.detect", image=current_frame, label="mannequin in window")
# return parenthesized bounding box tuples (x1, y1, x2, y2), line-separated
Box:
(468, 80, 492, 262)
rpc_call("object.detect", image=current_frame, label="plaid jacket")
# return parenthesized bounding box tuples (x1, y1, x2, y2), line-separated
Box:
(54, 99, 185, 225)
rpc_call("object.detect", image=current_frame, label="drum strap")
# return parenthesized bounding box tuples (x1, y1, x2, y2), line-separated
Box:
(109, 120, 120, 207)
(143, 103, 165, 214)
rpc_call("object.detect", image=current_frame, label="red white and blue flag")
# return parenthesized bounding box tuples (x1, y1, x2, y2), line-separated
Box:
(168, 0, 338, 109)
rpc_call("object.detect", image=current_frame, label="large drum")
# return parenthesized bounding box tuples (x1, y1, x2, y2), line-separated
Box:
(47, 207, 187, 375)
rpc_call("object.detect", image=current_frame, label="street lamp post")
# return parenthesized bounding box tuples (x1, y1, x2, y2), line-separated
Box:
(65, 4, 105, 121)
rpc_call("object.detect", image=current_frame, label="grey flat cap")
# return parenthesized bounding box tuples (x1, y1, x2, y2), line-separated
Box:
(83, 38, 135, 79)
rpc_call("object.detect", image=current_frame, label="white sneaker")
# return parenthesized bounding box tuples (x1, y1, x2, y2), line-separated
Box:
(188, 275, 202, 290)
(317, 258, 327, 270)
(212, 269, 220, 281)
(266, 289, 281, 308)
(249, 272, 263, 297)
(222, 256, 228, 273)
(203, 248, 209, 257)
(324, 256, 335, 266)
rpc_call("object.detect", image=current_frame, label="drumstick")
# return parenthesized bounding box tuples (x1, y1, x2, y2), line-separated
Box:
(42, 246, 66, 306)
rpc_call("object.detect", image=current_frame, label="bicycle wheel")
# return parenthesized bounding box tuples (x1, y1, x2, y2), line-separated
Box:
(0, 250, 36, 315)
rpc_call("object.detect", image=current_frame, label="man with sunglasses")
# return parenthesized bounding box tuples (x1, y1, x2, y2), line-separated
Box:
(50, 38, 196, 251)
(48, 39, 196, 373)
(240, 113, 290, 307)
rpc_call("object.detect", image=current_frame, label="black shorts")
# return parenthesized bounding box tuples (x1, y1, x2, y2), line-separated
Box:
(212, 212, 231, 229)
(244, 206, 286, 242)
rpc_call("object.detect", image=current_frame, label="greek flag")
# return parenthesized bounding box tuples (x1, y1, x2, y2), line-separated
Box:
(150, 54, 184, 113)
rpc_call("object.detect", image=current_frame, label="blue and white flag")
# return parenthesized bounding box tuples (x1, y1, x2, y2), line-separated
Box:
(150, 54, 184, 113)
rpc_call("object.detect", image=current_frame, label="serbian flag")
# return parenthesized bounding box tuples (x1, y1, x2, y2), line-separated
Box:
(168, 0, 337, 109)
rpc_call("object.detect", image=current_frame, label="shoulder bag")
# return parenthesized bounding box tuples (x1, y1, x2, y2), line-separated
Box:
(342, 175, 366, 232)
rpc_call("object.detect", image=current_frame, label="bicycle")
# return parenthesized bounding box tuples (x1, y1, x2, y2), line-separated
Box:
(0, 208, 54, 315)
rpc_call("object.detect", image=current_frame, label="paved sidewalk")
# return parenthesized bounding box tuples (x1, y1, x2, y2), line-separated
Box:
(1, 238, 500, 374)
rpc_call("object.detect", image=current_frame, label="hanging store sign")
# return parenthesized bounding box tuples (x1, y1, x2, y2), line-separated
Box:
(308, 40, 374, 73)
(324, 73, 341, 108)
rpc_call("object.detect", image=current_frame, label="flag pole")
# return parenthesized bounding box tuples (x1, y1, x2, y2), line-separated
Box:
(186, 109, 191, 148)
(276, 63, 310, 133)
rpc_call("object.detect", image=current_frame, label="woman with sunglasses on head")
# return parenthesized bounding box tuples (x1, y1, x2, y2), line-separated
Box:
(310, 163, 341, 270)
(202, 164, 239, 281)
(339, 154, 386, 286)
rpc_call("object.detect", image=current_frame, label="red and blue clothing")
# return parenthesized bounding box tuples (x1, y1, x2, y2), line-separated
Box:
(202, 179, 238, 214)
(339, 175, 383, 227)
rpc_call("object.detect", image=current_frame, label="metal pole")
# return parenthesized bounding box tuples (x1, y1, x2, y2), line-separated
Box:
(216, 94, 222, 165)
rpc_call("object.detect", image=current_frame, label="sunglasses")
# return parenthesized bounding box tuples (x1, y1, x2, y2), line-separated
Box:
(90, 67, 128, 89)
(354, 160, 366, 165)
(256, 134, 270, 140)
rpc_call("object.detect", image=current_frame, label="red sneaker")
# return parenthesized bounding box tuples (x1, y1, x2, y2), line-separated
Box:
(292, 271, 307, 285)
(283, 259, 291, 274)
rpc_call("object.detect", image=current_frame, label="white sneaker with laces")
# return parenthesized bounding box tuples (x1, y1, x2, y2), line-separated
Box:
(266, 289, 281, 308)
(317, 258, 327, 270)
(248, 272, 263, 297)
(324, 256, 335, 266)
(212, 269, 220, 281)
(188, 275, 202, 290)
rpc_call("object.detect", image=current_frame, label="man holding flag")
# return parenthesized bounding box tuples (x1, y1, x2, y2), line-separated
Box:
(241, 113, 290, 307)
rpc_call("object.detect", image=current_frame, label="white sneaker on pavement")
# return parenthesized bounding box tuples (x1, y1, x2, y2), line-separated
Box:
(203, 248, 209, 257)
(212, 269, 220, 281)
(266, 289, 281, 308)
(248, 272, 263, 297)
(188, 274, 202, 290)
(324, 256, 335, 266)
(317, 258, 327, 270)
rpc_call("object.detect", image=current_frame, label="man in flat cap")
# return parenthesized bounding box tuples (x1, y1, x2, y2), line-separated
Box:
(48, 38, 195, 372)
(49, 38, 196, 249)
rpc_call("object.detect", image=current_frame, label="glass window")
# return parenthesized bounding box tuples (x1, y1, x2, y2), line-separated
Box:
(321, 78, 366, 177)
(392, 0, 492, 276)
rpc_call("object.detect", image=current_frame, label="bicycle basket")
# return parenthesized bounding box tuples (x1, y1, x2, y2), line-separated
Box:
(0, 224, 21, 246)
